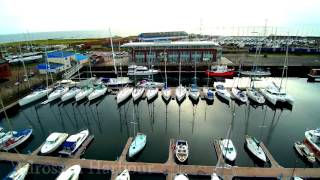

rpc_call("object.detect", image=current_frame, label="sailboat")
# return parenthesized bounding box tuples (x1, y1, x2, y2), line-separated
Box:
(56, 165, 81, 180)
(4, 163, 30, 180)
(214, 82, 231, 102)
(161, 52, 171, 102)
(174, 174, 189, 180)
(247, 87, 265, 104)
(176, 60, 187, 103)
(87, 83, 107, 101)
(18, 47, 53, 106)
(260, 42, 294, 106)
(245, 135, 267, 162)
(231, 87, 248, 103)
(61, 86, 81, 102)
(117, 64, 133, 104)
(189, 62, 200, 101)
(211, 173, 221, 180)
(115, 169, 130, 180)
(146, 65, 159, 101)
(219, 138, 237, 162)
(128, 109, 147, 158)
(75, 85, 94, 102)
(45, 85, 69, 103)
(203, 65, 214, 101)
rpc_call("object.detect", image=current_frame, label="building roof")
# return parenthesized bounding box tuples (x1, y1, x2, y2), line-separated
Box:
(122, 41, 220, 48)
(139, 31, 188, 38)
(75, 54, 88, 61)
(47, 51, 74, 58)
(37, 63, 64, 70)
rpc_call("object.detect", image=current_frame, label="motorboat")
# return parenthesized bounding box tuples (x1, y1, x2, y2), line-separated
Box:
(231, 88, 248, 103)
(203, 87, 214, 101)
(18, 87, 53, 106)
(175, 140, 189, 163)
(40, 132, 69, 154)
(61, 87, 81, 102)
(240, 69, 271, 77)
(75, 86, 94, 102)
(56, 165, 81, 180)
(0, 131, 14, 149)
(211, 173, 221, 180)
(205, 65, 235, 77)
(88, 84, 107, 101)
(146, 87, 158, 101)
(104, 77, 132, 86)
(132, 87, 145, 102)
(260, 83, 294, 105)
(219, 139, 237, 162)
(214, 82, 231, 102)
(176, 85, 187, 103)
(137, 80, 164, 88)
(174, 174, 189, 180)
(246, 88, 265, 104)
(57, 79, 78, 87)
(245, 135, 267, 162)
(59, 129, 89, 156)
(115, 169, 130, 180)
(189, 84, 200, 101)
(4, 163, 30, 180)
(2, 129, 33, 151)
(294, 141, 316, 163)
(46, 85, 69, 103)
(161, 87, 171, 102)
(128, 65, 159, 76)
(128, 133, 147, 158)
(304, 128, 320, 155)
(117, 86, 133, 104)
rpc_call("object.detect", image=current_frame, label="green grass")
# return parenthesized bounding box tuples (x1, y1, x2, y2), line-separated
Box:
(1, 38, 105, 46)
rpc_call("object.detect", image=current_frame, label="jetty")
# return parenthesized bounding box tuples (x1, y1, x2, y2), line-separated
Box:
(0, 137, 319, 179)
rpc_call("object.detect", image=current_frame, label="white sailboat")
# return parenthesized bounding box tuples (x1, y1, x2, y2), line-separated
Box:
(260, 42, 294, 106)
(174, 174, 189, 180)
(175, 140, 189, 163)
(75, 86, 94, 102)
(176, 60, 186, 103)
(56, 165, 81, 180)
(4, 163, 30, 180)
(189, 62, 200, 101)
(211, 173, 221, 180)
(146, 64, 159, 101)
(40, 132, 69, 154)
(117, 86, 133, 104)
(245, 135, 267, 162)
(132, 87, 144, 102)
(115, 169, 130, 180)
(87, 84, 107, 101)
(45, 85, 69, 103)
(128, 112, 147, 158)
(137, 80, 164, 88)
(61, 87, 81, 102)
(247, 86, 265, 104)
(231, 87, 248, 103)
(59, 129, 89, 156)
(161, 52, 171, 102)
(203, 64, 214, 101)
(214, 82, 231, 102)
(219, 139, 237, 162)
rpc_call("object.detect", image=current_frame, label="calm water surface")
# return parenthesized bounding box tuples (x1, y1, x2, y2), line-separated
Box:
(0, 77, 320, 179)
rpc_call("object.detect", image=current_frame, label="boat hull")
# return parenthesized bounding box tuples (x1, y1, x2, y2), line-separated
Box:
(19, 88, 53, 106)
(128, 133, 147, 158)
(41, 133, 69, 154)
(245, 136, 267, 162)
(205, 70, 234, 77)
(2, 129, 33, 151)
(132, 88, 144, 101)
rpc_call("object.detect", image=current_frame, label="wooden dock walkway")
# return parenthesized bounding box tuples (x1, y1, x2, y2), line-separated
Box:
(0, 138, 319, 179)
(260, 142, 282, 168)
(73, 135, 94, 159)
(118, 137, 132, 162)
(213, 139, 225, 167)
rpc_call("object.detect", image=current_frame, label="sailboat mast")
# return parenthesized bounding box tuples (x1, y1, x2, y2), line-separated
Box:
(19, 44, 30, 89)
(44, 46, 49, 89)
(164, 52, 167, 88)
(109, 28, 117, 76)
(279, 40, 289, 91)
(179, 60, 181, 85)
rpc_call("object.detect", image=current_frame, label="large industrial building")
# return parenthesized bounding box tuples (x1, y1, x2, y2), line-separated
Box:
(121, 41, 222, 63)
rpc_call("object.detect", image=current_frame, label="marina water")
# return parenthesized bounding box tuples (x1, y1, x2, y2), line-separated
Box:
(0, 76, 319, 179)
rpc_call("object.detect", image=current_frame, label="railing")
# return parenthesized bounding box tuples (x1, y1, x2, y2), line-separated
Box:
(62, 63, 83, 79)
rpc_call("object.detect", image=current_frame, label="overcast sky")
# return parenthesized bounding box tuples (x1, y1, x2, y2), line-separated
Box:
(0, 0, 320, 36)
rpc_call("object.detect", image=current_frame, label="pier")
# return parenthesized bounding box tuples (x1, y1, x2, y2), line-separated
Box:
(0, 137, 319, 179)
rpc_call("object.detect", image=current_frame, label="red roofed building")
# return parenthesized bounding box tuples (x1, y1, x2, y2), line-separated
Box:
(0, 52, 11, 79)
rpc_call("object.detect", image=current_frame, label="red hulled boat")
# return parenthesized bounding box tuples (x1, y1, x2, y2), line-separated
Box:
(205, 65, 235, 77)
